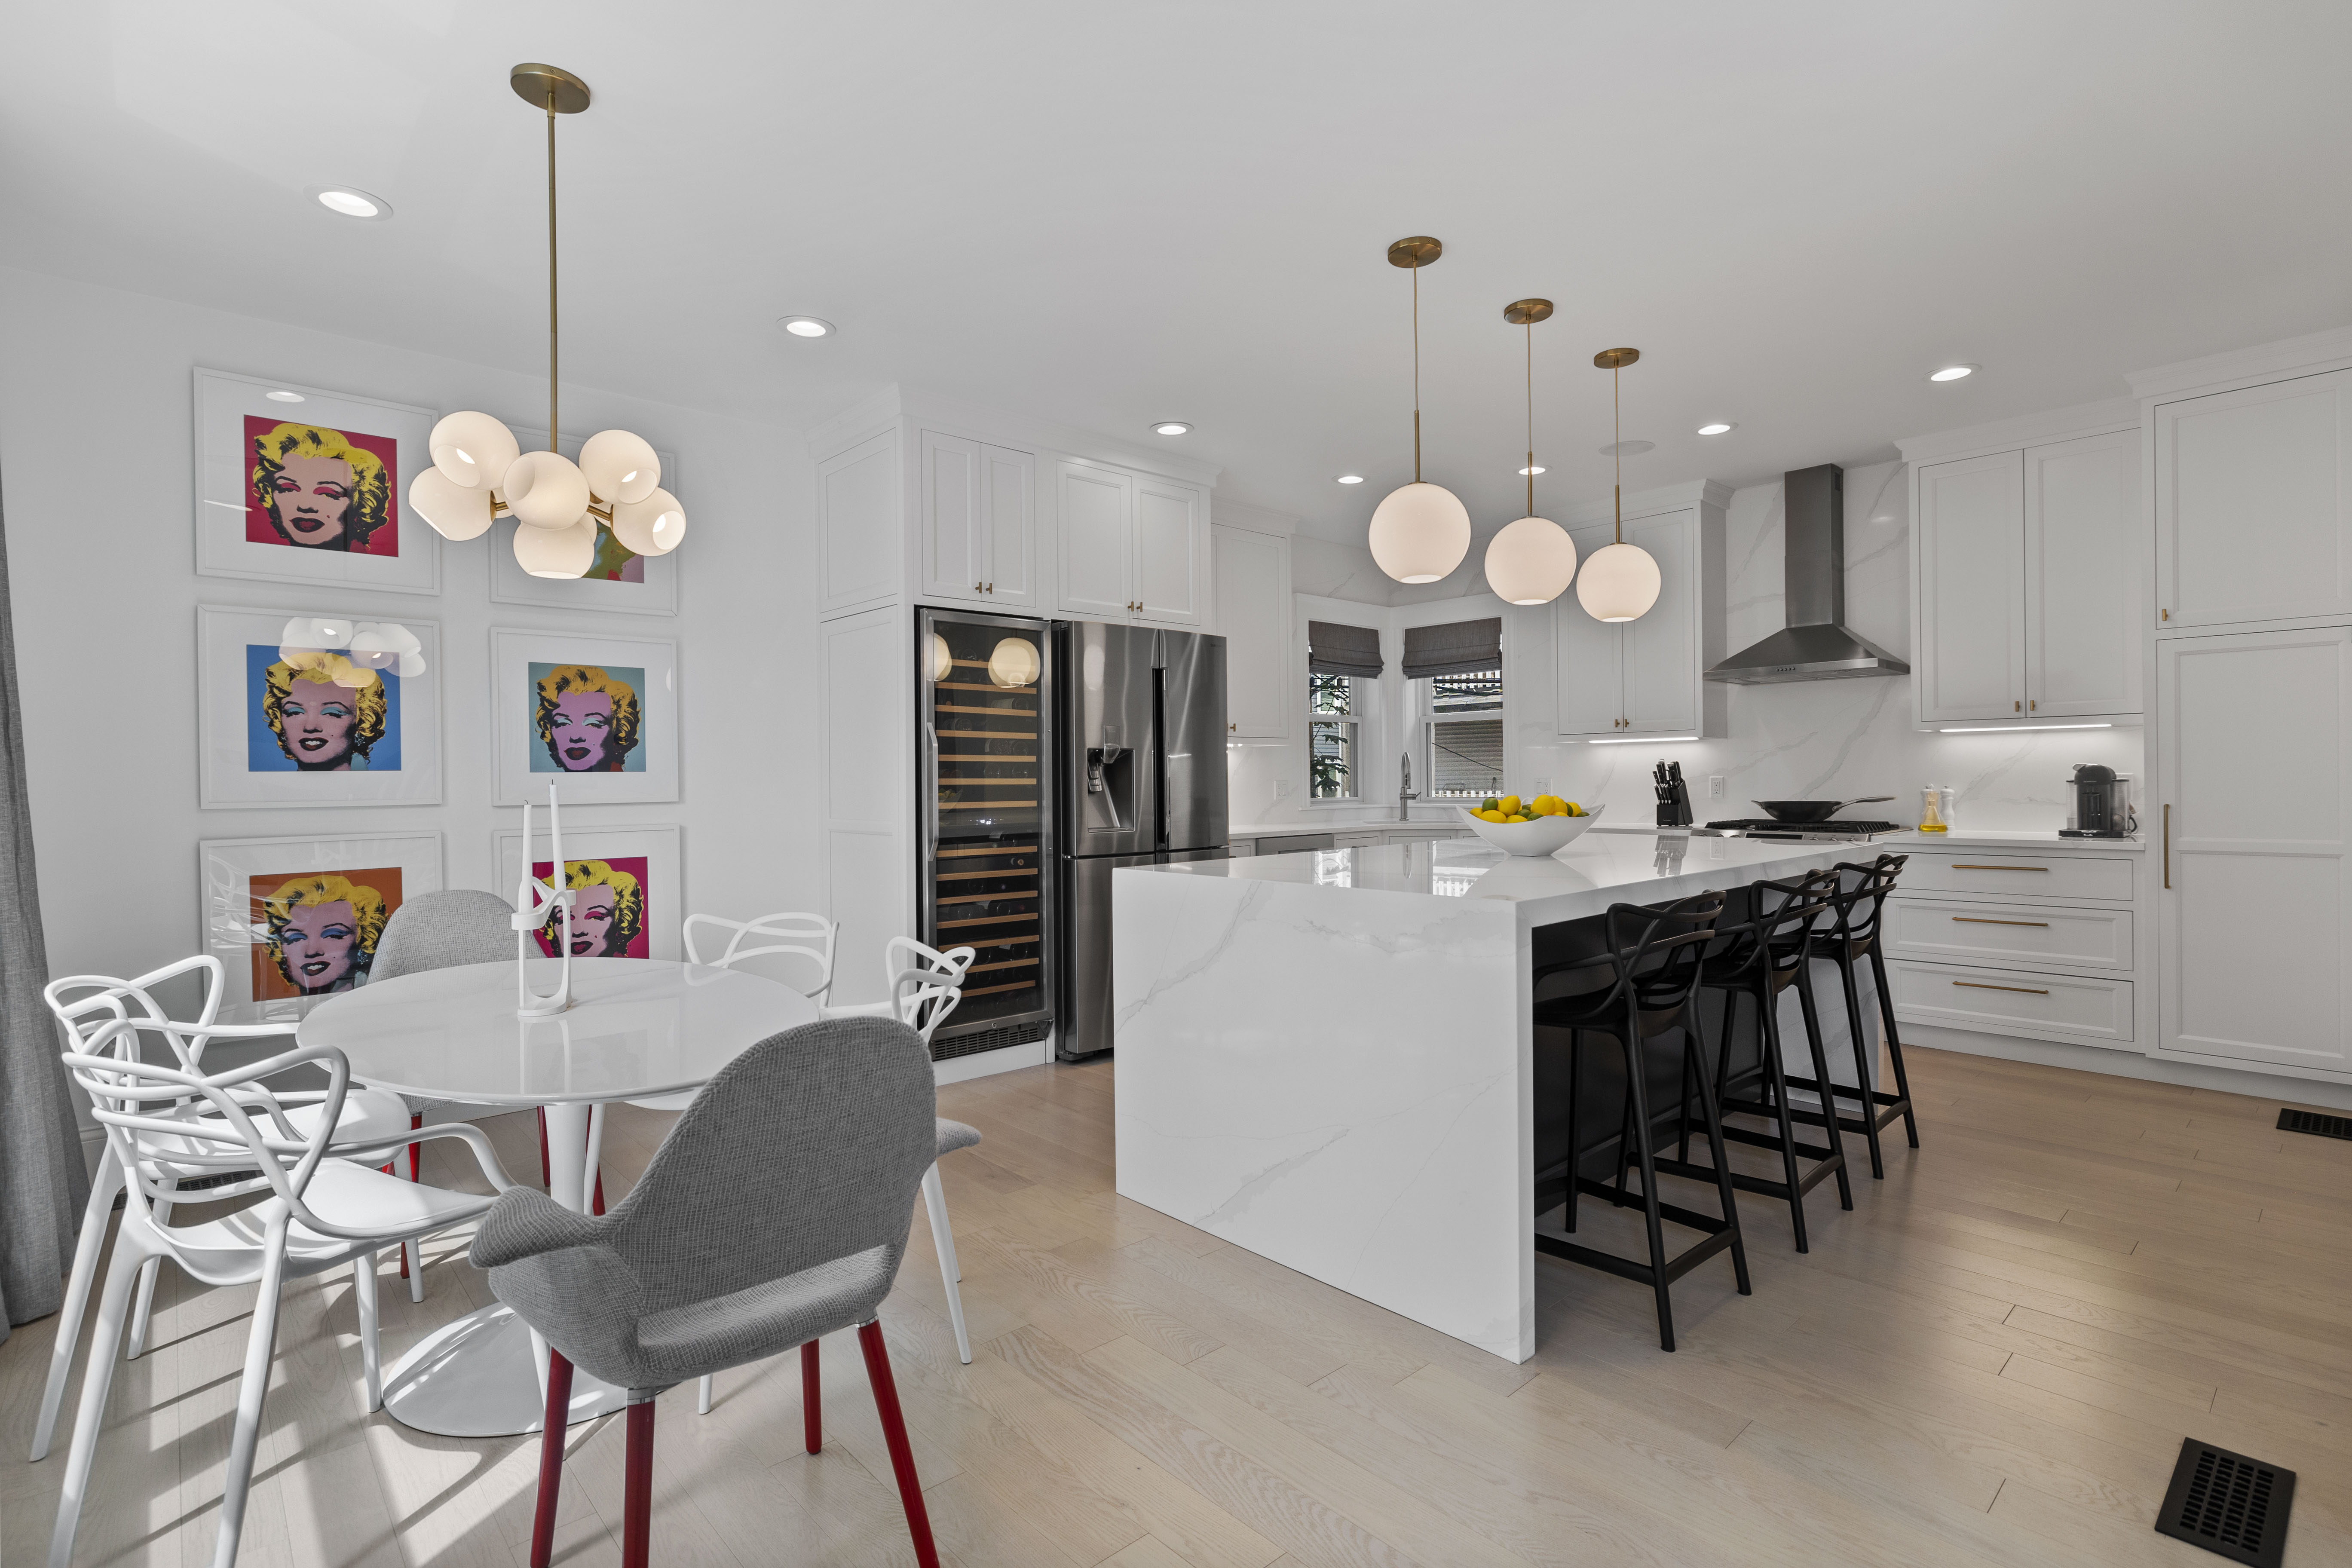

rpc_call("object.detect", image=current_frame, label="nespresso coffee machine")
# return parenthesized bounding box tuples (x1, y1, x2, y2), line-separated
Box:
(2060, 763, 2136, 838)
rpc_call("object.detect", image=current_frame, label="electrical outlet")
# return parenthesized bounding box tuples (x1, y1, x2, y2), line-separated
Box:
(1275, 778, 1292, 798)
(1708, 775, 1725, 800)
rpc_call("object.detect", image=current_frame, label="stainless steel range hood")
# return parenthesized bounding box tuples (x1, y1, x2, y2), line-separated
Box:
(1706, 463, 1909, 685)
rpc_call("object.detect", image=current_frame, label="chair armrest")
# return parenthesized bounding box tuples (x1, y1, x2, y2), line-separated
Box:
(336, 1120, 525, 1192)
(469, 1187, 609, 1268)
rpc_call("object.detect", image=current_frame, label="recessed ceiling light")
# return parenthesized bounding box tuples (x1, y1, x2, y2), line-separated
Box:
(1929, 364, 1978, 382)
(309, 186, 391, 220)
(1335, 474, 1365, 484)
(1598, 439, 1654, 457)
(1696, 421, 1736, 436)
(1152, 421, 1191, 436)
(778, 316, 834, 337)
(1518, 465, 1546, 476)
(265, 389, 306, 404)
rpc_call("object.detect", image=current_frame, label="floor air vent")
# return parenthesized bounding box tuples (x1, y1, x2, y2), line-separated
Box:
(933, 1020, 1049, 1062)
(2277, 1106, 2352, 1141)
(2155, 1438, 2293, 1567)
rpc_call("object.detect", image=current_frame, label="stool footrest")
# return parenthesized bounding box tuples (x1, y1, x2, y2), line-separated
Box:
(1568, 1174, 1734, 1240)
(1535, 1220, 1739, 1288)
(1648, 1148, 1844, 1203)
(1712, 1122, 1837, 1163)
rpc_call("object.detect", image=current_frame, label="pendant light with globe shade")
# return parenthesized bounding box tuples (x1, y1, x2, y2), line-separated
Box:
(1482, 299, 1579, 605)
(405, 64, 689, 578)
(1367, 237, 1471, 584)
(1574, 348, 1661, 622)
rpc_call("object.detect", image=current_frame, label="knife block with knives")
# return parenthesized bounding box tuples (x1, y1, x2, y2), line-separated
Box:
(1654, 760, 1694, 828)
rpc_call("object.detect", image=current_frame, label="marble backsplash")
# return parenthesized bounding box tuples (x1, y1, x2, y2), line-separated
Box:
(1228, 459, 2145, 834)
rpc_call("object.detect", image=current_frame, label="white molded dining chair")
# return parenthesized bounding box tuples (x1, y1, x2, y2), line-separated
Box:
(49, 1022, 517, 1568)
(629, 912, 838, 1119)
(30, 958, 415, 1464)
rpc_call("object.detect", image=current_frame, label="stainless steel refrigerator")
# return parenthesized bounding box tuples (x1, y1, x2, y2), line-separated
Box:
(1054, 622, 1229, 1060)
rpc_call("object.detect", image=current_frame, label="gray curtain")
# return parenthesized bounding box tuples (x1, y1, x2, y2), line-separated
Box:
(0, 467, 80, 1338)
(1401, 617, 1502, 680)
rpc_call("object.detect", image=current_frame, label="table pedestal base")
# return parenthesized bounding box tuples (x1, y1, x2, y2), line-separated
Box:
(381, 1304, 628, 1437)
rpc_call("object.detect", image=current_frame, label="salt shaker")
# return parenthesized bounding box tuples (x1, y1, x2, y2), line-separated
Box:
(1938, 785, 1957, 832)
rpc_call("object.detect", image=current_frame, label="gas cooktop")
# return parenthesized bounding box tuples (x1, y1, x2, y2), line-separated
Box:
(1694, 818, 1907, 842)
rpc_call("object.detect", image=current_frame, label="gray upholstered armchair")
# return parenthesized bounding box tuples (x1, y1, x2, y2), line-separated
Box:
(472, 1014, 943, 1568)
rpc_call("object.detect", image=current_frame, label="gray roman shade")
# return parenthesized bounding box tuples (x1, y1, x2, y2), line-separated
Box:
(1401, 617, 1502, 680)
(1307, 620, 1384, 680)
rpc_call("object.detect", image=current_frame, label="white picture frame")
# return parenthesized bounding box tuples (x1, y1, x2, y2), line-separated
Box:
(193, 368, 440, 595)
(487, 427, 681, 617)
(199, 831, 445, 1014)
(197, 605, 442, 809)
(491, 626, 680, 805)
(491, 822, 683, 962)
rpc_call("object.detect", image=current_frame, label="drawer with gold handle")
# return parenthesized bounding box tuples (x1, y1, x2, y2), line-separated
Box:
(1887, 959, 2133, 1046)
(1883, 897, 2133, 971)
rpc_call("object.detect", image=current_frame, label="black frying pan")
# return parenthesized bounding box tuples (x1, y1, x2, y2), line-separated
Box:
(1753, 796, 1896, 824)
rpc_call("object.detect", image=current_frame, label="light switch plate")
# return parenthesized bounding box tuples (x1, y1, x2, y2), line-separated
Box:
(1275, 778, 1292, 798)
(1708, 775, 1725, 799)
(1533, 776, 1549, 792)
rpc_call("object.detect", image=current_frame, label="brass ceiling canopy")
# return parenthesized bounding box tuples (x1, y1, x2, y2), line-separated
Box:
(1504, 298, 1554, 325)
(1387, 236, 1443, 269)
(509, 63, 592, 114)
(1593, 346, 1641, 370)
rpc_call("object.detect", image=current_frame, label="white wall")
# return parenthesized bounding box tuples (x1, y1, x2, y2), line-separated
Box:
(1230, 457, 2142, 833)
(0, 266, 818, 1008)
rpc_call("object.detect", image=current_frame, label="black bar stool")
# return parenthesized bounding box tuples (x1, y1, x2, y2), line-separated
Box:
(1676, 868, 1854, 1252)
(1531, 891, 1749, 1353)
(1781, 853, 1920, 1176)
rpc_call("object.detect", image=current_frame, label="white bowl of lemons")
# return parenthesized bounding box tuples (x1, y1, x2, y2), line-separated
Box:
(1457, 796, 1605, 857)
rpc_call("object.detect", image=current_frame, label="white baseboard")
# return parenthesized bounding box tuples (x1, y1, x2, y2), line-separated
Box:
(1906, 1023, 2352, 1112)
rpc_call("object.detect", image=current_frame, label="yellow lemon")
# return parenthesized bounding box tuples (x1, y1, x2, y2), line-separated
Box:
(1566, 802, 1583, 815)
(1498, 795, 1522, 816)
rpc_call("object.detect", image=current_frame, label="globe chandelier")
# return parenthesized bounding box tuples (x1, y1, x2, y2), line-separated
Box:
(406, 64, 687, 579)
(1575, 347, 1661, 622)
(1367, 236, 1470, 584)
(1482, 298, 1579, 605)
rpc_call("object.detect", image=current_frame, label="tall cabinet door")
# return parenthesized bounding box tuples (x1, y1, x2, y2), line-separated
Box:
(1916, 450, 2026, 722)
(1134, 479, 1206, 625)
(919, 431, 986, 604)
(2158, 625, 2352, 1074)
(1620, 508, 1697, 735)
(1554, 524, 1623, 737)
(2024, 431, 2140, 717)
(1058, 462, 1133, 620)
(2156, 369, 2352, 629)
(979, 443, 1036, 605)
(1213, 524, 1289, 737)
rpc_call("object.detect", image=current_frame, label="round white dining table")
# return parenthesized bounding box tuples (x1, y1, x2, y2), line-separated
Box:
(300, 956, 818, 1438)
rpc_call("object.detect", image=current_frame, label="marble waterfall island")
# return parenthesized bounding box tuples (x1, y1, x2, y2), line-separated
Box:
(1112, 833, 1877, 1363)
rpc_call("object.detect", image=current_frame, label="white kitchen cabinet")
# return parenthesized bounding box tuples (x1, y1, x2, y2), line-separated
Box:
(2156, 624, 2352, 1075)
(1911, 430, 2138, 727)
(1055, 460, 1210, 627)
(1058, 462, 1134, 620)
(1553, 500, 1722, 740)
(2154, 368, 2352, 630)
(920, 432, 1035, 607)
(1214, 524, 1289, 737)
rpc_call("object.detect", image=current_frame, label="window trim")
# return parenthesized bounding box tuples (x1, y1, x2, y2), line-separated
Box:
(1413, 666, 1504, 801)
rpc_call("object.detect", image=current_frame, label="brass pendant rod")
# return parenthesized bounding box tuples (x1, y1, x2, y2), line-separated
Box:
(1612, 362, 1622, 544)
(546, 88, 558, 451)
(1525, 321, 1535, 518)
(1411, 262, 1422, 483)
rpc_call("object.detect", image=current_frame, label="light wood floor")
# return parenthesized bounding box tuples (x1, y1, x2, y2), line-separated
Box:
(6, 1044, 2352, 1567)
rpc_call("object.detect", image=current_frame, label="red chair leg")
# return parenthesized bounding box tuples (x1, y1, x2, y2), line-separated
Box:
(536, 1107, 551, 1188)
(857, 1320, 938, 1568)
(592, 1170, 606, 1217)
(801, 1339, 821, 1453)
(529, 1350, 574, 1568)
(622, 1398, 655, 1568)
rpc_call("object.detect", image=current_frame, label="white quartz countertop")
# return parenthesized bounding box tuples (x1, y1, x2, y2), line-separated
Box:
(1228, 819, 1464, 837)
(1883, 829, 2145, 852)
(1128, 831, 1844, 928)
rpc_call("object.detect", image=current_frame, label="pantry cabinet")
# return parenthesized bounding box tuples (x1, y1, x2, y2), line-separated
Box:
(1909, 427, 2138, 726)
(1552, 490, 1726, 741)
(2153, 368, 2352, 630)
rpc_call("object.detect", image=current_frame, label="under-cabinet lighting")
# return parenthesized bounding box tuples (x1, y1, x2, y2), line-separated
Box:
(1589, 734, 1699, 744)
(1938, 722, 2113, 733)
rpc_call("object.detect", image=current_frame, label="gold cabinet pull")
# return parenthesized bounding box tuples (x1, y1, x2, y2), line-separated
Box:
(1954, 980, 2049, 995)
(1951, 916, 2049, 927)
(1952, 864, 2048, 871)
(2029, 699, 2037, 711)
(2014, 700, 2021, 712)
(974, 580, 983, 592)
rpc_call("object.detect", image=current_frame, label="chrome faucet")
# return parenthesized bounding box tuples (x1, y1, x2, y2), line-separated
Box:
(1398, 752, 1420, 822)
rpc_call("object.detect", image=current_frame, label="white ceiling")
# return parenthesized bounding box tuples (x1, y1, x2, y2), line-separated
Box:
(8, 1, 2350, 544)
